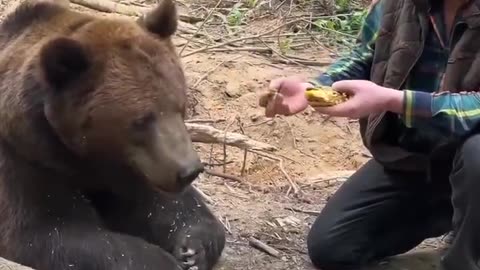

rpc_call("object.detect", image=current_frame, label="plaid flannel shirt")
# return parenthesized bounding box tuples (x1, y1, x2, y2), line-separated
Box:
(310, 0, 480, 138)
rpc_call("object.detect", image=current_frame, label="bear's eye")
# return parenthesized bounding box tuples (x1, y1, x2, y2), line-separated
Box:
(132, 112, 156, 131)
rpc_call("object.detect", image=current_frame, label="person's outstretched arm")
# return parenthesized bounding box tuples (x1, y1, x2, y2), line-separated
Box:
(310, 0, 383, 86)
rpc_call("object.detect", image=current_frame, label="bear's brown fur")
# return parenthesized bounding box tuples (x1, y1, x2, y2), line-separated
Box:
(0, 0, 205, 192)
(0, 1, 226, 269)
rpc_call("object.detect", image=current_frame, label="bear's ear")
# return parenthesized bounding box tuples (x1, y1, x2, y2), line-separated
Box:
(39, 37, 91, 90)
(137, 0, 177, 38)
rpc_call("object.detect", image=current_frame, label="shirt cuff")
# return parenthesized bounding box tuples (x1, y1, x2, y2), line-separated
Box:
(402, 90, 432, 128)
(308, 74, 334, 87)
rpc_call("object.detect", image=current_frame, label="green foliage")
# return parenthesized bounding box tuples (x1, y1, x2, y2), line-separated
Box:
(245, 0, 259, 8)
(335, 0, 351, 12)
(226, 0, 259, 27)
(314, 10, 367, 36)
(279, 38, 293, 54)
(312, 1, 368, 50)
(225, 0, 368, 51)
(227, 6, 244, 27)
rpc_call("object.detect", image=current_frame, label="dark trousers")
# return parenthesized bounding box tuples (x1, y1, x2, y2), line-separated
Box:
(307, 135, 480, 270)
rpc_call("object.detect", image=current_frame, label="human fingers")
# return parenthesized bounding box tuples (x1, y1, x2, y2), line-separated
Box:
(265, 92, 289, 117)
(269, 77, 284, 91)
(258, 89, 276, 108)
(268, 76, 306, 91)
(265, 94, 277, 117)
(278, 80, 313, 98)
(265, 95, 295, 117)
(331, 80, 362, 95)
(312, 98, 358, 118)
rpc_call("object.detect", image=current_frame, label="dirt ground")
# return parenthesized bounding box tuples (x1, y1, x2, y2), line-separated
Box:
(0, 0, 449, 269)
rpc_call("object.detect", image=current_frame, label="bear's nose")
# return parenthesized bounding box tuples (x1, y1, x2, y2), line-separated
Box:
(177, 161, 204, 186)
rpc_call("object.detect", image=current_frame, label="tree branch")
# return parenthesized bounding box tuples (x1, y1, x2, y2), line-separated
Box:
(186, 123, 277, 152)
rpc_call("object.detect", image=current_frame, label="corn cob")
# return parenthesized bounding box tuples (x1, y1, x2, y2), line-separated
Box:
(305, 86, 349, 107)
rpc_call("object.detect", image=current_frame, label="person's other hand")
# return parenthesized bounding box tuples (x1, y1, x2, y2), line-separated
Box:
(259, 76, 313, 118)
(312, 80, 404, 118)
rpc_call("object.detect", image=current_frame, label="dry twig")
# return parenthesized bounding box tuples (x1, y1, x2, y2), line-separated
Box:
(249, 150, 300, 194)
(271, 58, 331, 66)
(191, 55, 243, 90)
(222, 116, 238, 173)
(305, 170, 355, 183)
(179, 0, 223, 56)
(204, 160, 234, 167)
(185, 118, 226, 124)
(237, 117, 248, 176)
(219, 216, 233, 235)
(192, 185, 214, 205)
(285, 207, 321, 216)
(279, 116, 317, 159)
(204, 169, 243, 183)
(258, 37, 314, 69)
(181, 19, 303, 57)
(207, 47, 273, 53)
(299, 170, 354, 188)
(248, 237, 281, 258)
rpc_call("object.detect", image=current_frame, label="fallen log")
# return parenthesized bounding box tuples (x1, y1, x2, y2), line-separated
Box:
(72, 0, 202, 22)
(0, 257, 34, 270)
(71, 0, 147, 16)
(69, 0, 199, 34)
(186, 123, 278, 152)
(2, 0, 199, 34)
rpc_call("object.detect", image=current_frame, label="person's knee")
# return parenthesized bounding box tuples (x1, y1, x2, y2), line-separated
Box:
(306, 220, 364, 270)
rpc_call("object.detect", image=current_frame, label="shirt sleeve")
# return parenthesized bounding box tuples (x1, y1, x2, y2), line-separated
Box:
(402, 90, 480, 137)
(309, 0, 383, 87)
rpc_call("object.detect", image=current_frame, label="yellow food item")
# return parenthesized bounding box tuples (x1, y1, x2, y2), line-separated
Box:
(305, 86, 349, 107)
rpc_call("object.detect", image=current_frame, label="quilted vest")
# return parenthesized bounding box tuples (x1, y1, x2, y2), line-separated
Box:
(361, 0, 480, 172)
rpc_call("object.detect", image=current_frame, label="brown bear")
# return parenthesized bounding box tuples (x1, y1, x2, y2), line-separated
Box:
(0, 0, 225, 270)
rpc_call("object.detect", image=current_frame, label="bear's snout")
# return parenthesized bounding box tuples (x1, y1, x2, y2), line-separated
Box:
(177, 159, 204, 187)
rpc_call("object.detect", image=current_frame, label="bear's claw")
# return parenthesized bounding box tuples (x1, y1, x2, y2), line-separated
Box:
(179, 248, 196, 267)
(174, 236, 207, 270)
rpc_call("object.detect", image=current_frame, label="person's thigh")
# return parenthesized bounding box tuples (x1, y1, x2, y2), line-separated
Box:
(441, 135, 480, 270)
(307, 159, 452, 270)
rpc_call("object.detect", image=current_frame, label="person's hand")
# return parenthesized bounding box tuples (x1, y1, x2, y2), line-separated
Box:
(312, 80, 404, 118)
(259, 76, 312, 117)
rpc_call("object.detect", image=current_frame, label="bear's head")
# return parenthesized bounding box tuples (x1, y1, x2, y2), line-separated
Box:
(37, 0, 203, 193)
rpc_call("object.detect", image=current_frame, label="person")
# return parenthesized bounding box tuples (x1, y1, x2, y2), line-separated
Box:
(259, 0, 480, 270)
